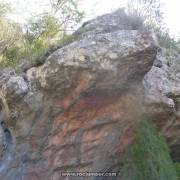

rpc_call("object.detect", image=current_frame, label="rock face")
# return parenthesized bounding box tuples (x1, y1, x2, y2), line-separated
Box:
(0, 10, 179, 179)
(143, 49, 180, 161)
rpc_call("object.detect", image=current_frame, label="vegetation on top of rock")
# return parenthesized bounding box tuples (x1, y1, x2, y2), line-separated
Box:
(121, 120, 178, 180)
(0, 0, 83, 69)
(127, 0, 180, 51)
(0, 0, 179, 69)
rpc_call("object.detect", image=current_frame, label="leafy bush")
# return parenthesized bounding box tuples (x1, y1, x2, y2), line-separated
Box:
(50, 0, 84, 30)
(121, 120, 178, 180)
(175, 163, 180, 180)
(0, 0, 83, 69)
(127, 0, 180, 51)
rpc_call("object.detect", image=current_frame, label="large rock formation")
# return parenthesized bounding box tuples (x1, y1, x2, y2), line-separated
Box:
(0, 10, 179, 179)
(143, 49, 180, 161)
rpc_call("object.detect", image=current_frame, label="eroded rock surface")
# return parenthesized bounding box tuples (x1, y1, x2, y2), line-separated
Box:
(0, 9, 179, 180)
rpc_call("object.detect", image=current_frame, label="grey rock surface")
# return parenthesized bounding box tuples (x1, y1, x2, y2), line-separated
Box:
(143, 49, 180, 157)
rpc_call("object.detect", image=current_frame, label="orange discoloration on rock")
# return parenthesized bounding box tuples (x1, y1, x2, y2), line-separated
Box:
(47, 88, 142, 170)
(50, 90, 141, 149)
(115, 125, 135, 154)
(54, 92, 124, 128)
(53, 71, 92, 109)
(50, 93, 124, 148)
(51, 133, 66, 147)
(63, 71, 92, 107)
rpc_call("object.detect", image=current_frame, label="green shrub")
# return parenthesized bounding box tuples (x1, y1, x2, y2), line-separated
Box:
(0, 0, 83, 69)
(175, 163, 180, 180)
(121, 120, 178, 180)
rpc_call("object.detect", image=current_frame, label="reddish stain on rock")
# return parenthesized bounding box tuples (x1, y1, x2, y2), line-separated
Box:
(43, 87, 142, 175)
(115, 125, 135, 154)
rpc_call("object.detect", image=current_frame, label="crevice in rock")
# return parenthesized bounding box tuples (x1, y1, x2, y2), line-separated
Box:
(0, 104, 14, 173)
(170, 144, 180, 162)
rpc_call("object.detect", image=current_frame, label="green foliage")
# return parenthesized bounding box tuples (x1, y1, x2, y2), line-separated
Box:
(127, 0, 179, 50)
(50, 0, 84, 29)
(157, 31, 180, 51)
(25, 13, 61, 41)
(0, 20, 23, 52)
(175, 163, 180, 180)
(127, 0, 163, 27)
(0, 1, 11, 17)
(27, 33, 78, 67)
(0, 0, 83, 69)
(0, 2, 24, 68)
(10, 13, 64, 66)
(0, 1, 22, 55)
(121, 120, 178, 180)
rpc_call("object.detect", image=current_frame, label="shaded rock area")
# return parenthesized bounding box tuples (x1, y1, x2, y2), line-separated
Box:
(0, 9, 179, 180)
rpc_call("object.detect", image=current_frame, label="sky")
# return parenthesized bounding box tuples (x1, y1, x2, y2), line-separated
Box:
(5, 0, 180, 39)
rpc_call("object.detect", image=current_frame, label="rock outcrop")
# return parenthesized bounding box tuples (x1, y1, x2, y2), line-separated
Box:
(143, 49, 180, 161)
(0, 10, 179, 179)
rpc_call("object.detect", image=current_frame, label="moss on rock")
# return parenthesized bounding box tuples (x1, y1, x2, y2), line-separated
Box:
(121, 120, 178, 180)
